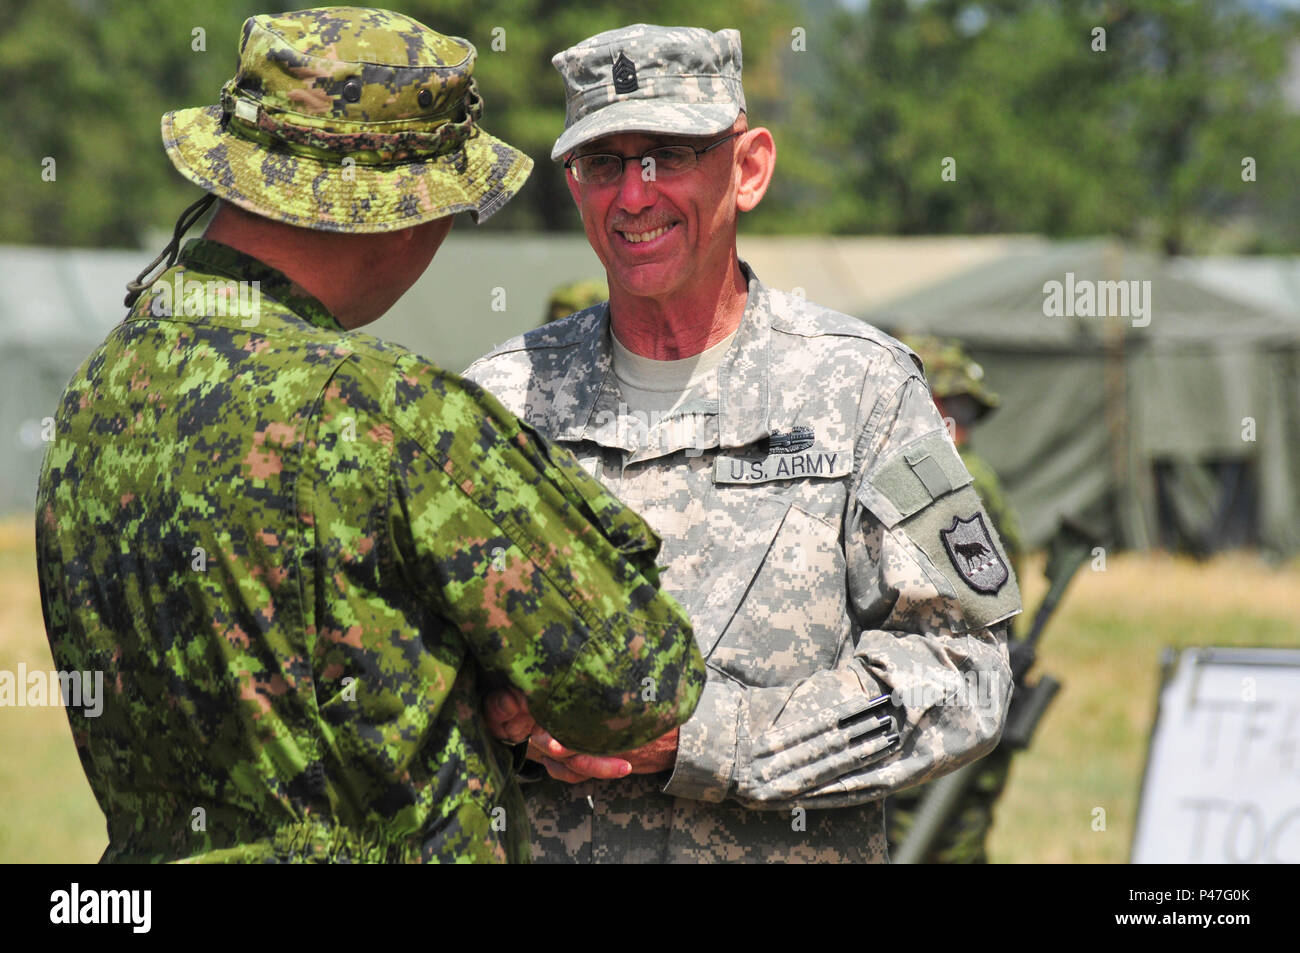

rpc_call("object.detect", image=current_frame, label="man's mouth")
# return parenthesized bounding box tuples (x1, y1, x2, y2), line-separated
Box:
(616, 223, 677, 244)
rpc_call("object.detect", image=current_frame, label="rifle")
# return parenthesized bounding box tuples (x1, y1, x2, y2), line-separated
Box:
(892, 517, 1099, 864)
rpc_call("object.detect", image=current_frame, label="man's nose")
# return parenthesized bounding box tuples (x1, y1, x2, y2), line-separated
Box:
(613, 157, 658, 214)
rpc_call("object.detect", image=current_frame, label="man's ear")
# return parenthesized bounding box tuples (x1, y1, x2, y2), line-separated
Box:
(564, 162, 582, 207)
(734, 128, 775, 213)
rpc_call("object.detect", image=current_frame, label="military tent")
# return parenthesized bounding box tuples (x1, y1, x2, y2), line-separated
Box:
(864, 240, 1300, 556)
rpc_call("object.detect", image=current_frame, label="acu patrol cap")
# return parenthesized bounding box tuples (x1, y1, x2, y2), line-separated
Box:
(162, 6, 533, 231)
(550, 24, 745, 161)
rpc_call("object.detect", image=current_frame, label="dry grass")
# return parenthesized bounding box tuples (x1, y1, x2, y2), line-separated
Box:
(0, 517, 105, 862)
(988, 548, 1300, 863)
(2, 515, 1297, 863)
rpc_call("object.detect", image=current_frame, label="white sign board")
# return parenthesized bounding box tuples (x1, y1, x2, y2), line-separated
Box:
(1132, 647, 1300, 863)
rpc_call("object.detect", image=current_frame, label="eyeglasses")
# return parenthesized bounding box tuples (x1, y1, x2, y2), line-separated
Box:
(564, 132, 743, 186)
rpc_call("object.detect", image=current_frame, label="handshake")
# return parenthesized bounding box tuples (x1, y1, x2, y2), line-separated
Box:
(484, 687, 681, 783)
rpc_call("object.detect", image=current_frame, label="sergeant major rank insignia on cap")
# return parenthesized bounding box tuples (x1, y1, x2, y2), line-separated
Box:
(940, 513, 1009, 594)
(612, 52, 638, 93)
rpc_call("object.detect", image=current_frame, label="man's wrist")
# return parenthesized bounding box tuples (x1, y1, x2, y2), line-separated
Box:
(661, 680, 739, 802)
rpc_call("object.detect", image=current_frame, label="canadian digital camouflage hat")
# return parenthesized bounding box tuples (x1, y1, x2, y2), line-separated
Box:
(900, 334, 1000, 415)
(551, 24, 745, 161)
(543, 277, 608, 324)
(162, 7, 533, 231)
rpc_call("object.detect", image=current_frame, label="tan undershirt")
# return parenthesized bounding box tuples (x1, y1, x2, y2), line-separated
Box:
(609, 328, 735, 538)
(610, 327, 736, 417)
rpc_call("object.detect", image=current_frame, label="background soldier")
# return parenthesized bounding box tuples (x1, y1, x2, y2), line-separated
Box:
(35, 7, 703, 864)
(888, 333, 1023, 863)
(542, 278, 609, 325)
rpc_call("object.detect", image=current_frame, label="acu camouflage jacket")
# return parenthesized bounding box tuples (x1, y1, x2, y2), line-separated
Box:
(464, 263, 1021, 863)
(35, 239, 704, 864)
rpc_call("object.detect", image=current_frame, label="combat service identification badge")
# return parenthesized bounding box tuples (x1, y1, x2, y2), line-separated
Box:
(940, 513, 1008, 594)
(767, 425, 815, 454)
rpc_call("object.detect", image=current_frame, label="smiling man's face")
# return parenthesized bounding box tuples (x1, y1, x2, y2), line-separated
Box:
(564, 124, 744, 303)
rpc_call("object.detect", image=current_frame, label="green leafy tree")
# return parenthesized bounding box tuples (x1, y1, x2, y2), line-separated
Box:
(7, 0, 1297, 252)
(0, 0, 794, 245)
(811, 0, 1300, 253)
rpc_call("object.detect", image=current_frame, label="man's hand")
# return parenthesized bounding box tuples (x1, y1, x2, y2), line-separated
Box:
(485, 686, 681, 784)
(527, 727, 680, 783)
(483, 687, 536, 744)
(528, 729, 633, 782)
(483, 688, 632, 780)
(615, 727, 679, 774)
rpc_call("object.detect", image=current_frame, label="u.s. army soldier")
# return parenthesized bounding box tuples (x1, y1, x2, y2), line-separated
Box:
(35, 8, 704, 864)
(467, 24, 1021, 863)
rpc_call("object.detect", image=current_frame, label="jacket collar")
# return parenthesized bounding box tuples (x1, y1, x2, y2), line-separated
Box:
(555, 260, 772, 455)
(128, 238, 345, 333)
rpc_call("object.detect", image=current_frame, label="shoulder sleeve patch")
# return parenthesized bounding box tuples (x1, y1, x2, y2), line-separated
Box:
(857, 432, 1021, 629)
(893, 486, 1022, 628)
(857, 429, 972, 528)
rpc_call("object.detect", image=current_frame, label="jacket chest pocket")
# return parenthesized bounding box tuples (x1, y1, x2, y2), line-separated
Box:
(693, 491, 850, 689)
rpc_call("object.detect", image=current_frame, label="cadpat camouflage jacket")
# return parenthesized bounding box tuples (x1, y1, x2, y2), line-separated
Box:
(35, 239, 704, 864)
(463, 263, 1020, 862)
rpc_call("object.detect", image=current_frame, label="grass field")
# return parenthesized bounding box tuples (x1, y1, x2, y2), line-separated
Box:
(2, 514, 1297, 863)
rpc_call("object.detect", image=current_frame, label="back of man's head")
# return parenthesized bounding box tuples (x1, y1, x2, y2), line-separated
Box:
(129, 7, 533, 325)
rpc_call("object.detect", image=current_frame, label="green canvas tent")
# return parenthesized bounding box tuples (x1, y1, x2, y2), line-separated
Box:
(865, 240, 1300, 556)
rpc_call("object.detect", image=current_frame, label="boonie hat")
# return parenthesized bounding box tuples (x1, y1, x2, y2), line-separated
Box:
(163, 6, 532, 231)
(551, 24, 745, 161)
(901, 334, 1001, 418)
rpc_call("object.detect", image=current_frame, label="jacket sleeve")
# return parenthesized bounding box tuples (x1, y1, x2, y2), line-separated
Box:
(387, 360, 706, 756)
(663, 375, 1019, 808)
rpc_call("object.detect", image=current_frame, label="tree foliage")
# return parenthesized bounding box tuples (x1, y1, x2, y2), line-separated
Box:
(0, 0, 791, 245)
(2, 0, 1298, 252)
(802, 0, 1300, 252)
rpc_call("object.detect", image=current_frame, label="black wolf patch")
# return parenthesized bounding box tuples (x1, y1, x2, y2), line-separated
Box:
(940, 513, 1008, 594)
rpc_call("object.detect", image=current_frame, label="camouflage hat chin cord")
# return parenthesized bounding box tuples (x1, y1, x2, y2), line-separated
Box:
(123, 192, 217, 309)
